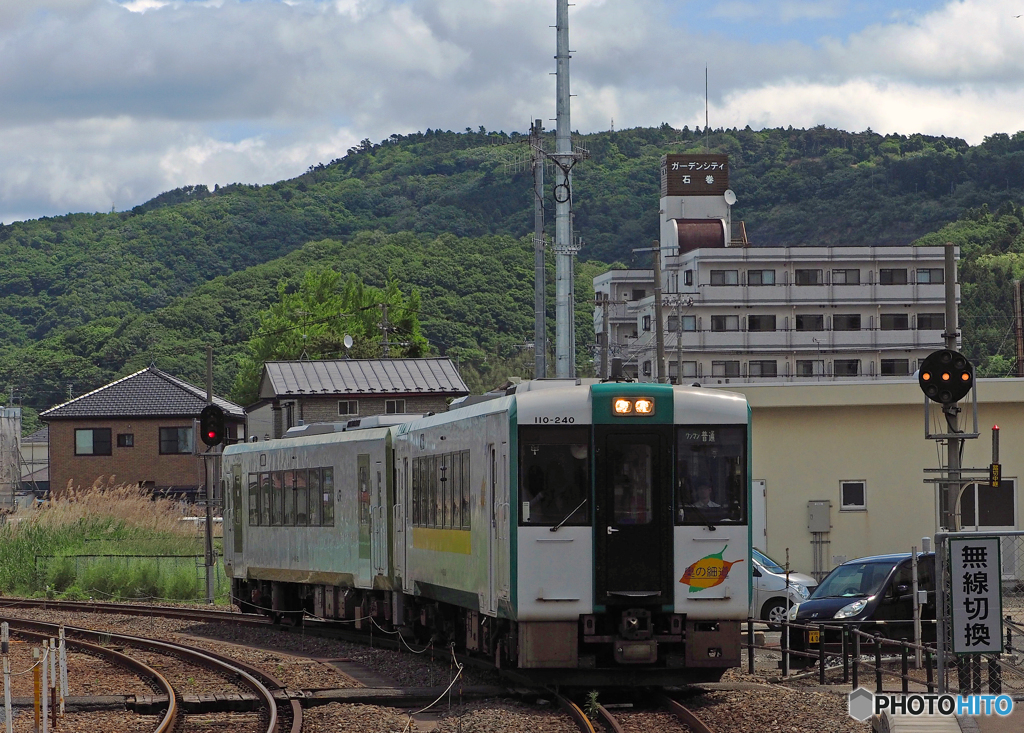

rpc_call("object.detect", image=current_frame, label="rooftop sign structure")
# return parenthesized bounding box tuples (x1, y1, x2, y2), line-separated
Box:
(661, 154, 730, 197)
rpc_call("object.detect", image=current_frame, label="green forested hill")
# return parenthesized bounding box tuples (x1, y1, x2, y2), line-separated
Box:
(3, 124, 1024, 421)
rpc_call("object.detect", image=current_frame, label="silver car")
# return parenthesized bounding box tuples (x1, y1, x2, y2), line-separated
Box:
(751, 548, 817, 625)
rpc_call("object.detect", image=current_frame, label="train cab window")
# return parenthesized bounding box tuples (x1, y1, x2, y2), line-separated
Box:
(358, 455, 371, 529)
(611, 443, 653, 524)
(308, 469, 321, 526)
(675, 426, 746, 525)
(322, 467, 335, 526)
(248, 475, 260, 526)
(519, 426, 590, 527)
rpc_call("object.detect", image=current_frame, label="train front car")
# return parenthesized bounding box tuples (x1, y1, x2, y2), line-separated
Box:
(514, 381, 750, 685)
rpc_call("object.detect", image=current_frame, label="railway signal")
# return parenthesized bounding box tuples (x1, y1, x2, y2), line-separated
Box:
(918, 349, 973, 404)
(199, 404, 225, 447)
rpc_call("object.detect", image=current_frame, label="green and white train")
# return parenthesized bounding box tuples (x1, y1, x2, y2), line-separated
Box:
(222, 379, 751, 685)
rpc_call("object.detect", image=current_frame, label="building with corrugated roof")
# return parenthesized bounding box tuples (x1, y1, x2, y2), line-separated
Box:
(250, 358, 470, 439)
(40, 367, 245, 498)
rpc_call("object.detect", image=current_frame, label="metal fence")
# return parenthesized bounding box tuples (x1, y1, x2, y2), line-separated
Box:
(936, 530, 1024, 694)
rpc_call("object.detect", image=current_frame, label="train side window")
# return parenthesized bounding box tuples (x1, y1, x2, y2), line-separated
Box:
(449, 452, 461, 529)
(248, 474, 260, 526)
(308, 469, 321, 526)
(283, 470, 296, 526)
(272, 472, 285, 526)
(461, 450, 471, 529)
(260, 473, 272, 527)
(411, 458, 421, 526)
(440, 454, 451, 529)
(518, 426, 590, 527)
(322, 467, 335, 526)
(295, 469, 308, 526)
(675, 425, 746, 525)
(358, 455, 371, 529)
(430, 455, 440, 528)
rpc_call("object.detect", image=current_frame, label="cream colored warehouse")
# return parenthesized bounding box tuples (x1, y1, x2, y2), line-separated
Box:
(708, 378, 1024, 578)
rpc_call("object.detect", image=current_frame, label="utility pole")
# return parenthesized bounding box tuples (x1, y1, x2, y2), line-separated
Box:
(942, 242, 959, 530)
(1014, 279, 1023, 377)
(204, 345, 216, 604)
(652, 242, 668, 383)
(601, 293, 609, 379)
(531, 119, 547, 379)
(676, 300, 684, 385)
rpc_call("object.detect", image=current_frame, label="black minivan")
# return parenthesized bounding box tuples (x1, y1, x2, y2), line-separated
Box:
(789, 553, 936, 659)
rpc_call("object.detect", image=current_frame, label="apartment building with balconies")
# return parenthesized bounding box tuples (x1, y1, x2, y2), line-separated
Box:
(594, 245, 957, 383)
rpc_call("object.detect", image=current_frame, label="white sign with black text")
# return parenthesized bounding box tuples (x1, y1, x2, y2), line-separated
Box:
(951, 537, 1003, 654)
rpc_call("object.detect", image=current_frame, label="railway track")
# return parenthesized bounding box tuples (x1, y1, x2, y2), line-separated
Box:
(2, 615, 298, 733)
(556, 691, 716, 733)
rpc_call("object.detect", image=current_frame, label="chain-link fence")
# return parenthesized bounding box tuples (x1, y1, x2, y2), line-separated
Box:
(937, 530, 1024, 694)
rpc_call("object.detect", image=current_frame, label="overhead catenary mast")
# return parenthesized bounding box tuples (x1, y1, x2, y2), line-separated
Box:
(552, 0, 585, 378)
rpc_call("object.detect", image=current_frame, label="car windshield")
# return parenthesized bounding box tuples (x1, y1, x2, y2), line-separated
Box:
(812, 561, 894, 599)
(753, 549, 786, 574)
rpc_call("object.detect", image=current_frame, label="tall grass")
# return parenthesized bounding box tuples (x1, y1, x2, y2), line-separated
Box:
(0, 479, 228, 602)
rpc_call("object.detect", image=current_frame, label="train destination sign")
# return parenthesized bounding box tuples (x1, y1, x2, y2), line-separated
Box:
(661, 154, 730, 197)
(950, 537, 1003, 654)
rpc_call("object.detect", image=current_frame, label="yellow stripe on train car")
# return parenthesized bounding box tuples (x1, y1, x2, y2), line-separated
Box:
(412, 527, 472, 554)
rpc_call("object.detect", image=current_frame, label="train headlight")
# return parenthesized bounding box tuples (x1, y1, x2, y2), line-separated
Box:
(634, 398, 654, 415)
(613, 398, 633, 414)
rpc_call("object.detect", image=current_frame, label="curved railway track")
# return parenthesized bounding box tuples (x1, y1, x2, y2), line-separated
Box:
(1, 615, 297, 733)
(556, 691, 716, 733)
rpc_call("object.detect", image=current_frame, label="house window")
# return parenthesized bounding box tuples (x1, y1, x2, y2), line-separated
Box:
(880, 313, 909, 331)
(832, 268, 860, 285)
(684, 270, 693, 286)
(918, 313, 945, 330)
(747, 315, 776, 332)
(338, 400, 358, 416)
(710, 270, 738, 286)
(748, 360, 778, 377)
(642, 361, 652, 376)
(632, 289, 647, 301)
(881, 359, 910, 376)
(748, 269, 775, 286)
(117, 433, 134, 448)
(75, 428, 112, 456)
(840, 481, 867, 511)
(795, 269, 823, 285)
(833, 314, 861, 331)
(917, 268, 944, 284)
(670, 361, 698, 380)
(642, 315, 651, 331)
(159, 427, 194, 455)
(880, 268, 908, 285)
(795, 314, 824, 331)
(711, 315, 739, 331)
(834, 359, 860, 376)
(386, 399, 406, 414)
(711, 360, 740, 377)
(667, 315, 696, 332)
(796, 360, 825, 376)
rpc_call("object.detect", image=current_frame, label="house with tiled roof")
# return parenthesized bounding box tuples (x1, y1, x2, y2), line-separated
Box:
(251, 358, 469, 439)
(40, 367, 245, 498)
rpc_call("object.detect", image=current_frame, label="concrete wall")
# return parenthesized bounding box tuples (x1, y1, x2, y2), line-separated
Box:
(706, 379, 1024, 577)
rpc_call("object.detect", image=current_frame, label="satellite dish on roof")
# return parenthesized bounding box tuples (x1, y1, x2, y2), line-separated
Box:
(723, 189, 737, 205)
(344, 334, 353, 349)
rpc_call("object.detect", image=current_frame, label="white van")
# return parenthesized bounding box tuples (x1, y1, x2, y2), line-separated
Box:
(751, 548, 817, 625)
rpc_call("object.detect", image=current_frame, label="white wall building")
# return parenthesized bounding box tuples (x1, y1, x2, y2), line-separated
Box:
(595, 246, 956, 383)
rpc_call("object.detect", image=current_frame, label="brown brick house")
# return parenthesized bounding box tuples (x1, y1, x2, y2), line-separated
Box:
(40, 367, 244, 498)
(249, 358, 469, 439)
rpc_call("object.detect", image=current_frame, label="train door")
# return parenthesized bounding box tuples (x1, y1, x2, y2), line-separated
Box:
(231, 464, 243, 555)
(496, 444, 510, 604)
(485, 444, 498, 616)
(394, 456, 407, 586)
(594, 427, 673, 604)
(372, 460, 386, 577)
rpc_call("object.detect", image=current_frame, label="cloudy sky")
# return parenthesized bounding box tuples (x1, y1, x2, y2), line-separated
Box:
(2, 0, 1023, 223)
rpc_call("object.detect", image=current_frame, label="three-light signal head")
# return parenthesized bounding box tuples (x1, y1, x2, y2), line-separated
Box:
(199, 404, 226, 447)
(919, 349, 973, 405)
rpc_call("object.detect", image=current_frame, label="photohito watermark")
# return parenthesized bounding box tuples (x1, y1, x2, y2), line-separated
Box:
(847, 687, 1015, 721)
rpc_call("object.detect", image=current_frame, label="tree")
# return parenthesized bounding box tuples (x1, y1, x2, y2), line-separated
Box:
(231, 268, 427, 404)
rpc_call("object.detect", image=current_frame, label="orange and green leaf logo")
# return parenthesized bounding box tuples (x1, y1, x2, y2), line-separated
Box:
(679, 545, 743, 593)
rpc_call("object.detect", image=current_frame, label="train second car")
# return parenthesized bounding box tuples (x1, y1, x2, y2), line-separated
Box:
(221, 379, 751, 686)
